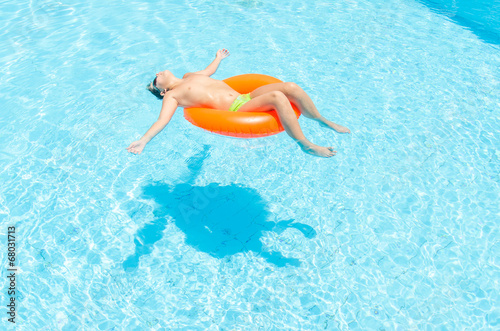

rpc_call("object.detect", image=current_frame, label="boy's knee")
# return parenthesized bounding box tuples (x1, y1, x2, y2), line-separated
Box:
(268, 91, 288, 105)
(284, 82, 300, 94)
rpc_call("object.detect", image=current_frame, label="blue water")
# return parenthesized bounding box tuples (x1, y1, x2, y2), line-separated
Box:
(0, 0, 499, 329)
(418, 0, 500, 45)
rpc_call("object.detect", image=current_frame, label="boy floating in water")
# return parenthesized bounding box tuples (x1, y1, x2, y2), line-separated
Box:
(127, 49, 350, 157)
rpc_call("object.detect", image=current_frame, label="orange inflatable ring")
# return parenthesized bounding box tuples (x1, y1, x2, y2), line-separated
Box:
(184, 74, 301, 138)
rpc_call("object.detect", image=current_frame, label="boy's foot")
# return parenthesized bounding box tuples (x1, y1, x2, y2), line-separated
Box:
(299, 142, 336, 158)
(318, 118, 351, 133)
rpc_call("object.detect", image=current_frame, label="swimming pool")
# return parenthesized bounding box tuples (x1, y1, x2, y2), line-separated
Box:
(0, 0, 498, 329)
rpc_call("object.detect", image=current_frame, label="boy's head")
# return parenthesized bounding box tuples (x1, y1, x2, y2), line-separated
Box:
(147, 70, 174, 99)
(147, 77, 163, 99)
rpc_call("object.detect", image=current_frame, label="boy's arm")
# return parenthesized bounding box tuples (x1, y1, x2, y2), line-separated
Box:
(184, 49, 230, 78)
(126, 96, 178, 154)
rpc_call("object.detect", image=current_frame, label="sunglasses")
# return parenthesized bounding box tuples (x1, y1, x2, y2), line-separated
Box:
(152, 77, 162, 94)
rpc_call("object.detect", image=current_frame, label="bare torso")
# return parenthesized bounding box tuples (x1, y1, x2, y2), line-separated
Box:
(168, 74, 239, 110)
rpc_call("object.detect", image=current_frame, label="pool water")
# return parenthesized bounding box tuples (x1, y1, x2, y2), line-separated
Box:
(417, 0, 500, 45)
(0, 0, 499, 329)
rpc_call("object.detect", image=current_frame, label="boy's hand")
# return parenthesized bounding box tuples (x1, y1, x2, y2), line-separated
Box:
(126, 140, 146, 154)
(216, 49, 230, 60)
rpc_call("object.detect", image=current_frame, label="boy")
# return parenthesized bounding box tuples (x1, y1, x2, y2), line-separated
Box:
(127, 49, 350, 157)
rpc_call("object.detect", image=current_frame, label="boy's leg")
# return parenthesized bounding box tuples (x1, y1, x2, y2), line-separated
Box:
(249, 82, 350, 133)
(238, 91, 336, 158)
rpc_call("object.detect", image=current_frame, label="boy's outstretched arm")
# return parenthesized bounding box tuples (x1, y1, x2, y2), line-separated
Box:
(126, 96, 178, 155)
(186, 49, 230, 77)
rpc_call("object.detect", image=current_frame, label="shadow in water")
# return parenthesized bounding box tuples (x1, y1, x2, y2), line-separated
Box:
(123, 146, 316, 271)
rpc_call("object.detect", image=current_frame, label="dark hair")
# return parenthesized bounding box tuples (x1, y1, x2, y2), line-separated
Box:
(147, 77, 163, 100)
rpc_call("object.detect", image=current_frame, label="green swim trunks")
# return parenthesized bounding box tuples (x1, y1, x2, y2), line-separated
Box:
(228, 93, 251, 112)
